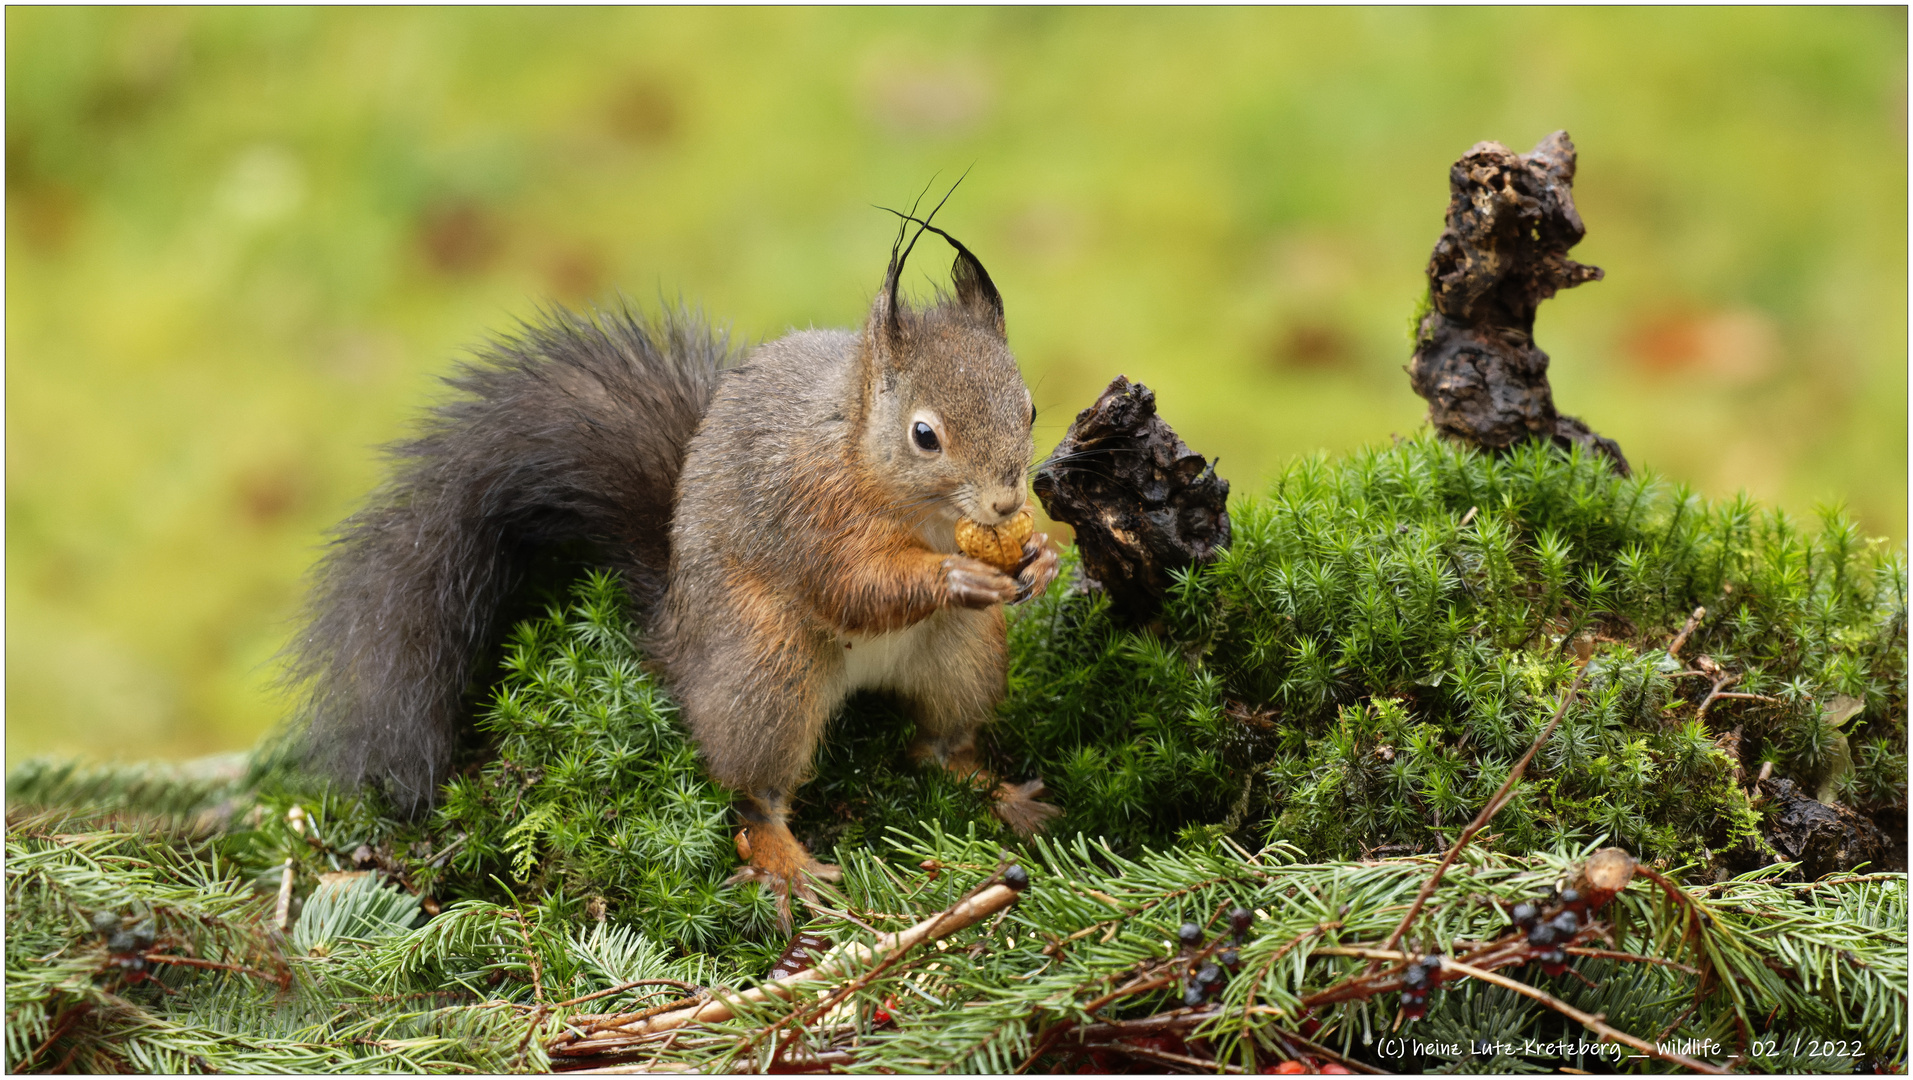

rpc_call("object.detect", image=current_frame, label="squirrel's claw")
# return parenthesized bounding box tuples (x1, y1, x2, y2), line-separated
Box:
(942, 556, 1018, 608)
(725, 824, 840, 930)
(991, 777, 1063, 837)
(1012, 531, 1062, 604)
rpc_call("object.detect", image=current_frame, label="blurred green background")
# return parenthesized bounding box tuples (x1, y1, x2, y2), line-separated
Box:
(7, 8, 1905, 767)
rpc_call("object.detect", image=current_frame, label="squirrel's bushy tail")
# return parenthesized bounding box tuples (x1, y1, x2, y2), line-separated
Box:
(283, 305, 737, 814)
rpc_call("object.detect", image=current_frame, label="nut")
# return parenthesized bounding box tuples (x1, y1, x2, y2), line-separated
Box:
(955, 507, 1034, 573)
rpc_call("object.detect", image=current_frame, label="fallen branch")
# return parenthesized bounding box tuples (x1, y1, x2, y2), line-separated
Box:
(139, 950, 290, 990)
(547, 882, 1021, 1056)
(1667, 606, 1706, 663)
(1439, 957, 1726, 1074)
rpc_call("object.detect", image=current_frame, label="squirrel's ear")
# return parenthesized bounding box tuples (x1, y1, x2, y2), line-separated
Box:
(951, 246, 1005, 338)
(865, 249, 907, 363)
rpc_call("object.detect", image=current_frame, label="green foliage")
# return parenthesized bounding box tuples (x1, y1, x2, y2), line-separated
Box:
(402, 576, 786, 963)
(591, 829, 1908, 1073)
(996, 436, 1905, 866)
(6, 437, 1906, 1071)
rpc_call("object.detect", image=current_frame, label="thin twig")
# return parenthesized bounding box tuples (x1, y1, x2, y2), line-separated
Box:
(24, 1002, 92, 1070)
(1696, 672, 1741, 719)
(732, 875, 1015, 1060)
(805, 903, 889, 939)
(139, 951, 290, 990)
(1103, 1042, 1245, 1073)
(549, 882, 1020, 1052)
(1439, 957, 1726, 1074)
(552, 979, 704, 1012)
(1667, 606, 1706, 662)
(1370, 665, 1588, 970)
(1276, 1027, 1389, 1075)
(508, 909, 550, 1071)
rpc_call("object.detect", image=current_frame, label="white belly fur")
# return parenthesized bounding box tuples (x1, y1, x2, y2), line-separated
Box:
(838, 617, 937, 694)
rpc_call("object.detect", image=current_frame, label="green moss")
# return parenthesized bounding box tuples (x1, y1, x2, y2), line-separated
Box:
(254, 434, 1903, 929)
(7, 435, 1906, 1071)
(993, 435, 1904, 869)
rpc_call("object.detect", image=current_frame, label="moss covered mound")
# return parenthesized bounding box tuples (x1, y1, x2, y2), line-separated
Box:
(7, 436, 1906, 1071)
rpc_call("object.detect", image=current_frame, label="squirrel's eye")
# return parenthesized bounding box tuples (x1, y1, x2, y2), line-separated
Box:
(912, 421, 942, 453)
(1029, 404, 1038, 427)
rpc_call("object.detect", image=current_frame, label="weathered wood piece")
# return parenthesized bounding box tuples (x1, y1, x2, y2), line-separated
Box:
(1408, 130, 1629, 474)
(1032, 376, 1229, 625)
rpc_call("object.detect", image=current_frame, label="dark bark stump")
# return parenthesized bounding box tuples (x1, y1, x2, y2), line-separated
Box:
(1032, 376, 1229, 626)
(1758, 777, 1892, 881)
(1408, 130, 1629, 474)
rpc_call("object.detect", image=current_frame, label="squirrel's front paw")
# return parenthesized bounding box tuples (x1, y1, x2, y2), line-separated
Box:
(726, 824, 842, 930)
(941, 556, 1017, 608)
(1012, 532, 1061, 604)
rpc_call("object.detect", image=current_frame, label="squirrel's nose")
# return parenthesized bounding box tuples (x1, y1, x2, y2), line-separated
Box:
(991, 494, 1022, 519)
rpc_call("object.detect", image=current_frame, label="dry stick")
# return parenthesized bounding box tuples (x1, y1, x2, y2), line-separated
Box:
(25, 1002, 93, 1070)
(1113, 1043, 1246, 1073)
(1438, 958, 1726, 1074)
(139, 951, 289, 989)
(508, 909, 550, 1071)
(1667, 606, 1706, 662)
(730, 877, 1020, 1064)
(1275, 1028, 1389, 1076)
(552, 979, 705, 1012)
(1695, 672, 1741, 720)
(1368, 665, 1589, 972)
(547, 883, 1020, 1051)
(274, 804, 306, 932)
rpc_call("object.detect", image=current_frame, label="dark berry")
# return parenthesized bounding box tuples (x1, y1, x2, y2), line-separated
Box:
(1550, 910, 1580, 936)
(1183, 984, 1205, 1008)
(131, 922, 156, 949)
(1558, 887, 1582, 909)
(108, 930, 138, 953)
(1196, 962, 1222, 986)
(1418, 955, 1443, 984)
(1402, 964, 1430, 991)
(1219, 949, 1240, 969)
(1510, 902, 1539, 929)
(1400, 989, 1427, 1020)
(1229, 907, 1254, 934)
(1002, 865, 1030, 892)
(1526, 922, 1558, 948)
(1178, 922, 1203, 948)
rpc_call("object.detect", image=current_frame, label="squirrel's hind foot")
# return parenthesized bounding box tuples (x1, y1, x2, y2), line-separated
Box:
(991, 778, 1063, 837)
(727, 823, 841, 930)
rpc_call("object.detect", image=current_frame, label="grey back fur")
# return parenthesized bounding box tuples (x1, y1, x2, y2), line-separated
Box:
(282, 305, 739, 814)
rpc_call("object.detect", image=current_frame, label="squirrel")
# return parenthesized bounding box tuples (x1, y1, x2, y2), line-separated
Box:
(285, 213, 1063, 920)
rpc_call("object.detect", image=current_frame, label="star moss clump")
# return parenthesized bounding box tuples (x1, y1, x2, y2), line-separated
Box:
(230, 433, 1905, 932)
(7, 435, 1906, 1073)
(994, 434, 1905, 869)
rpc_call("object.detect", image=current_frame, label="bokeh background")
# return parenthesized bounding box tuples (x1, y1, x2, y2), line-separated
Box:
(7, 7, 1906, 767)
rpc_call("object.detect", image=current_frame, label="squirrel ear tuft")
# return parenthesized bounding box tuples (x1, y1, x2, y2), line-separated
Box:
(865, 227, 910, 360)
(950, 245, 1005, 337)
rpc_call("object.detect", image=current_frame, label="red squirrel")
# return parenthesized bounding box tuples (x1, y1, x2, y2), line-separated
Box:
(287, 216, 1062, 920)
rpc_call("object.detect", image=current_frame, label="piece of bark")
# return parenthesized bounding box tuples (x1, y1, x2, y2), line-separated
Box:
(1758, 777, 1889, 881)
(1408, 131, 1629, 474)
(1032, 376, 1229, 626)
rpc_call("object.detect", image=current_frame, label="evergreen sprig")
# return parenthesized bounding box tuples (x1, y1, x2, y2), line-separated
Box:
(6, 435, 1905, 1072)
